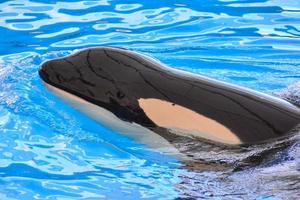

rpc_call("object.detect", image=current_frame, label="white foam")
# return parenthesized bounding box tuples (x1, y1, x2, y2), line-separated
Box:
(276, 81, 300, 107)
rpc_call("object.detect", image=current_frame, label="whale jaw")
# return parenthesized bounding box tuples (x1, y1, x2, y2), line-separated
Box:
(43, 81, 182, 156)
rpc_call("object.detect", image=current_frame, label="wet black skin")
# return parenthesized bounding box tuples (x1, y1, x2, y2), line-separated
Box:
(39, 46, 300, 145)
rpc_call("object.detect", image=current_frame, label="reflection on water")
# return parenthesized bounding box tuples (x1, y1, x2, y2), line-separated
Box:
(0, 0, 300, 199)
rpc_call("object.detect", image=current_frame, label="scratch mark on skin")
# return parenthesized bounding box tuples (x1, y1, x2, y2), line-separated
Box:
(111, 50, 283, 135)
(116, 50, 299, 119)
(86, 50, 115, 82)
(104, 50, 172, 101)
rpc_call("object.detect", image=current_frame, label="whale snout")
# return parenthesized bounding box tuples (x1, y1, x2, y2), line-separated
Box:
(39, 57, 81, 88)
(39, 60, 53, 84)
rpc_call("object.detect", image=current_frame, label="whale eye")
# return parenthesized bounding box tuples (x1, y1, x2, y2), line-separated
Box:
(117, 91, 125, 99)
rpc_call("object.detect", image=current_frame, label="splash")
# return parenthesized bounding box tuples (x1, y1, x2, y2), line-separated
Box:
(276, 81, 300, 107)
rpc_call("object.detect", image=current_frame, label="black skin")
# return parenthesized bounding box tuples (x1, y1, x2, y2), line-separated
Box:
(39, 46, 300, 145)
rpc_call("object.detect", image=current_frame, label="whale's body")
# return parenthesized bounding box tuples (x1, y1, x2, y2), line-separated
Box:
(39, 46, 300, 148)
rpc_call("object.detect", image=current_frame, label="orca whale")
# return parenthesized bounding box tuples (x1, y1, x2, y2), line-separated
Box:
(39, 46, 300, 148)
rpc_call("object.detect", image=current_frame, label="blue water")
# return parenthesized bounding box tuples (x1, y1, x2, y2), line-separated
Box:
(0, 0, 300, 199)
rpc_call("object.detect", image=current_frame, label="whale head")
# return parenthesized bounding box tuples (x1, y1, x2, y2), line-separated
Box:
(39, 46, 300, 146)
(39, 47, 157, 127)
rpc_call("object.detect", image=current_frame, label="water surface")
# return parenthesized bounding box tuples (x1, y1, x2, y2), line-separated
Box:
(0, 0, 300, 199)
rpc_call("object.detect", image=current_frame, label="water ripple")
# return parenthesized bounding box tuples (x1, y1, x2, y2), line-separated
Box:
(0, 0, 300, 199)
